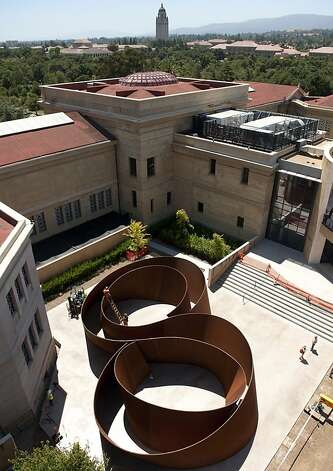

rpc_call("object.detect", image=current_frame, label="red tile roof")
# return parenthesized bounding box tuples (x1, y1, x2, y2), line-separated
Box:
(0, 112, 108, 168)
(245, 81, 302, 108)
(307, 95, 333, 108)
(0, 213, 15, 245)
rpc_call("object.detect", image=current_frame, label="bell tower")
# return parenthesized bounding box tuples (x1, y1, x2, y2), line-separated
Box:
(156, 3, 169, 41)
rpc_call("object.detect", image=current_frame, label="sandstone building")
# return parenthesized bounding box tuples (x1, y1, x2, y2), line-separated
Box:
(0, 72, 332, 266)
(0, 202, 56, 434)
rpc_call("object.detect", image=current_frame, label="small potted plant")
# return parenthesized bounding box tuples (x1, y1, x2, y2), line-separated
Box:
(126, 219, 151, 261)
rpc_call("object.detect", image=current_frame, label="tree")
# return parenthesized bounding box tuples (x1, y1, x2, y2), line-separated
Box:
(11, 442, 107, 471)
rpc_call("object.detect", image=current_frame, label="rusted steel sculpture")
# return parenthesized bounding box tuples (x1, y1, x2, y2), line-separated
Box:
(82, 256, 258, 469)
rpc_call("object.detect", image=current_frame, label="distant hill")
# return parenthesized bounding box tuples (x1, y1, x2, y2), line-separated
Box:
(172, 14, 333, 35)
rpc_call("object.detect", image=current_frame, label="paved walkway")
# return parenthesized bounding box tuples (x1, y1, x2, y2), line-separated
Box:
(45, 253, 333, 470)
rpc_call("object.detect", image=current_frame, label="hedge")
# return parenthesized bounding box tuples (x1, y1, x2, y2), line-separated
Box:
(151, 217, 241, 264)
(42, 239, 130, 301)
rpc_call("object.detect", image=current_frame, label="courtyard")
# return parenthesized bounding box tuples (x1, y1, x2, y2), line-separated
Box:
(46, 247, 333, 471)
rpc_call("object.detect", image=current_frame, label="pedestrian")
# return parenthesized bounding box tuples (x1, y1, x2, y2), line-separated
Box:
(47, 388, 54, 406)
(299, 346, 306, 361)
(311, 336, 318, 353)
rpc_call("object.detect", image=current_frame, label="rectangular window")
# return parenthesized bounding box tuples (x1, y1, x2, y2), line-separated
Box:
(129, 158, 137, 177)
(64, 202, 73, 222)
(150, 199, 154, 213)
(241, 168, 249, 185)
(132, 190, 137, 208)
(22, 263, 31, 287)
(22, 339, 32, 366)
(237, 216, 244, 228)
(105, 189, 112, 207)
(98, 191, 105, 210)
(55, 206, 64, 225)
(73, 200, 81, 219)
(15, 276, 24, 302)
(6, 289, 17, 316)
(90, 194, 97, 213)
(210, 159, 216, 175)
(36, 212, 47, 233)
(167, 192, 172, 206)
(198, 202, 204, 213)
(29, 324, 38, 350)
(147, 157, 155, 177)
(34, 310, 43, 336)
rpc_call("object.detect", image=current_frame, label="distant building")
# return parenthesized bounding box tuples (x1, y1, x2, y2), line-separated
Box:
(254, 44, 283, 57)
(309, 47, 333, 58)
(225, 40, 258, 55)
(71, 38, 93, 48)
(156, 3, 169, 41)
(0, 202, 56, 432)
(59, 38, 112, 57)
(186, 40, 213, 48)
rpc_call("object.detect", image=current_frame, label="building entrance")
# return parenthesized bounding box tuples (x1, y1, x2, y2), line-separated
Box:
(267, 172, 318, 251)
(321, 240, 333, 264)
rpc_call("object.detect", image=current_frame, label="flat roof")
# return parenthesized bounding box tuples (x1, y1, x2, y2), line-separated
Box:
(51, 76, 239, 100)
(285, 153, 323, 170)
(0, 212, 16, 246)
(0, 112, 109, 168)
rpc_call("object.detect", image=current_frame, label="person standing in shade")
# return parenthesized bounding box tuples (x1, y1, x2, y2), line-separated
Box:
(299, 346, 306, 361)
(47, 388, 54, 406)
(311, 336, 318, 353)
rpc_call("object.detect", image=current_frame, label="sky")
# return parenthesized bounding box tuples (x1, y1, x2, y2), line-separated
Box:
(0, 0, 333, 41)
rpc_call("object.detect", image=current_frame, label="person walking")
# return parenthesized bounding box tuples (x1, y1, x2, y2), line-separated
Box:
(311, 336, 318, 353)
(47, 388, 54, 406)
(299, 346, 306, 361)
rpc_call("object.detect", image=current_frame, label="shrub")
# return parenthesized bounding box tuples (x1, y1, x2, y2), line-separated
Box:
(126, 219, 150, 252)
(151, 211, 240, 264)
(11, 442, 106, 471)
(42, 239, 130, 301)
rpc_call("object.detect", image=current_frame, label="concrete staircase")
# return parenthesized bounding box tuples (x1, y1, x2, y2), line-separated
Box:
(220, 261, 333, 343)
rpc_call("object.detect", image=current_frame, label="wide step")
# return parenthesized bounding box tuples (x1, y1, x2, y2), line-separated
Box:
(220, 262, 333, 343)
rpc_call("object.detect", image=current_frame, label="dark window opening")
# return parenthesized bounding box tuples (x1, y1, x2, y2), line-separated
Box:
(167, 192, 172, 206)
(147, 158, 155, 177)
(29, 324, 38, 350)
(241, 168, 249, 185)
(15, 276, 24, 301)
(150, 199, 154, 213)
(22, 263, 31, 287)
(198, 202, 204, 213)
(129, 158, 137, 177)
(22, 340, 32, 366)
(132, 190, 137, 208)
(210, 159, 216, 175)
(34, 310, 43, 336)
(237, 216, 244, 228)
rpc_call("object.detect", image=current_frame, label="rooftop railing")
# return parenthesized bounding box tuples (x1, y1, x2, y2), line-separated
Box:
(191, 110, 320, 153)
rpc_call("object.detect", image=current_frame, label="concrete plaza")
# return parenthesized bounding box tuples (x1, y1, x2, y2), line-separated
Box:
(46, 256, 333, 470)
